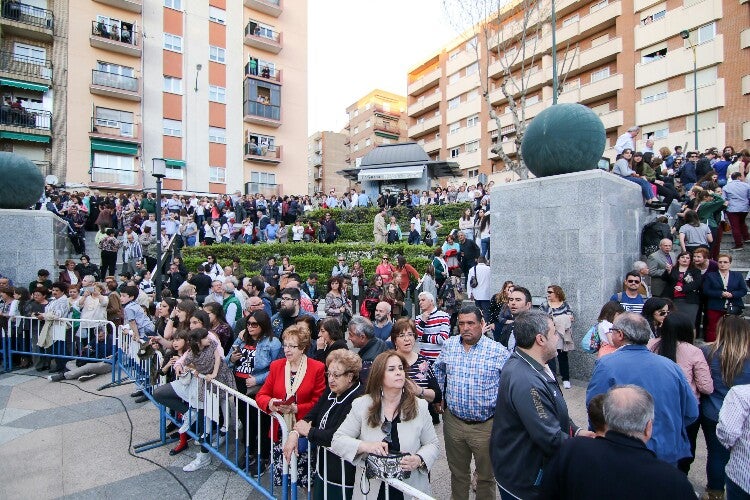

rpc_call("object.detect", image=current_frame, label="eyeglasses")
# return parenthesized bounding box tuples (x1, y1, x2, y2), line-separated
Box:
(283, 344, 299, 349)
(381, 420, 393, 444)
(546, 290, 554, 294)
(655, 309, 670, 316)
(327, 371, 348, 379)
(281, 297, 297, 302)
(626, 279, 641, 284)
(248, 321, 260, 327)
(608, 328, 623, 335)
(396, 333, 415, 339)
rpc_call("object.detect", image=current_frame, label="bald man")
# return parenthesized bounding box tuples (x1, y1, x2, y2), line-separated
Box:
(647, 238, 678, 297)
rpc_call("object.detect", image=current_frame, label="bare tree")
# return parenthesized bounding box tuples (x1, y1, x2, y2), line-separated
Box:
(442, 0, 577, 180)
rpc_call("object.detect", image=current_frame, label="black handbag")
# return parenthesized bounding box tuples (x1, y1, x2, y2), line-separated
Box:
(725, 301, 744, 316)
(360, 452, 411, 495)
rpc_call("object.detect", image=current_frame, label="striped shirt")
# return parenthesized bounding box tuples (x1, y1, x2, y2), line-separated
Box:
(433, 334, 510, 422)
(717, 384, 750, 493)
(416, 307, 451, 363)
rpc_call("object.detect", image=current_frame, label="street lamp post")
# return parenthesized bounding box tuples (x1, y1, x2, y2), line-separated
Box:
(680, 30, 699, 151)
(551, 0, 558, 104)
(152, 158, 166, 302)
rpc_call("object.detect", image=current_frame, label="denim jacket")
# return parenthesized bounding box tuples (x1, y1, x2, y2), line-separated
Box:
(224, 335, 282, 385)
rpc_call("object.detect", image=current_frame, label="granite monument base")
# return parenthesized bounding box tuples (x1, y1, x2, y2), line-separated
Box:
(490, 169, 647, 379)
(0, 209, 72, 288)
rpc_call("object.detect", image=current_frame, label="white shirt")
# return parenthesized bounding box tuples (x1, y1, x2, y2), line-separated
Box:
(466, 263, 492, 300)
(614, 132, 635, 155)
(410, 216, 422, 234)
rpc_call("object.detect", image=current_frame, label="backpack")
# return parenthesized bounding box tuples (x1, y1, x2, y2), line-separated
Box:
(318, 224, 328, 243)
(387, 229, 400, 243)
(580, 325, 601, 353)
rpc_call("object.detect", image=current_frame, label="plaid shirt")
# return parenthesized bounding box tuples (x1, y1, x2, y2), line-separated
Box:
(434, 334, 510, 422)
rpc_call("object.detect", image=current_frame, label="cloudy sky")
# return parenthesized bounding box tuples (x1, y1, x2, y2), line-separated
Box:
(307, 0, 460, 134)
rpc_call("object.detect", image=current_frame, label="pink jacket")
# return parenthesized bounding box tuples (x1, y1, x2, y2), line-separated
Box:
(647, 339, 714, 400)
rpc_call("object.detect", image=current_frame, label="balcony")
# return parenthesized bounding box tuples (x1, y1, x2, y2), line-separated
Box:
(556, 1, 621, 47)
(310, 153, 322, 167)
(566, 37, 622, 76)
(245, 62, 282, 83)
(743, 75, 750, 95)
(488, 66, 550, 106)
(635, 35, 723, 88)
(90, 167, 142, 190)
(558, 73, 624, 104)
(92, 0, 142, 13)
(90, 117, 140, 143)
(408, 67, 440, 96)
(243, 101, 281, 127)
(90, 70, 140, 101)
(741, 28, 750, 50)
(423, 137, 441, 154)
(446, 126, 480, 150)
(488, 140, 517, 159)
(374, 122, 400, 139)
(90, 21, 141, 57)
(447, 98, 482, 125)
(636, 80, 725, 125)
(456, 149, 481, 169)
(408, 89, 441, 117)
(0, 1, 53, 41)
(634, 0, 722, 50)
(407, 114, 441, 139)
(598, 109, 624, 130)
(244, 22, 282, 54)
(244, 0, 282, 17)
(245, 142, 282, 164)
(0, 51, 52, 85)
(446, 49, 477, 76)
(446, 72, 481, 100)
(497, 99, 547, 128)
(0, 107, 51, 141)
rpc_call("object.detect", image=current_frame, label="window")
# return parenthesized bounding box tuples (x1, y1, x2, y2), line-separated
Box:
(651, 9, 666, 21)
(354, 126, 359, 134)
(209, 46, 226, 63)
(91, 153, 136, 185)
(467, 89, 479, 101)
(94, 107, 134, 137)
(164, 33, 182, 52)
(209, 166, 226, 183)
(165, 164, 184, 180)
(465, 140, 479, 153)
(243, 79, 281, 120)
(163, 119, 182, 137)
(697, 22, 716, 44)
(685, 66, 717, 90)
(365, 119, 371, 129)
(248, 171, 275, 192)
(365, 103, 371, 110)
(641, 45, 667, 64)
(450, 147, 460, 158)
(641, 82, 668, 103)
(353, 143, 359, 152)
(448, 49, 461, 61)
(208, 127, 226, 144)
(467, 168, 479, 178)
(365, 138, 371, 147)
(591, 34, 609, 47)
(525, 95, 540, 105)
(13, 43, 46, 64)
(562, 14, 579, 27)
(465, 62, 478, 76)
(448, 97, 460, 109)
(164, 0, 182, 9)
(651, 127, 669, 139)
(417, 117, 425, 124)
(97, 61, 134, 77)
(208, 85, 226, 103)
(591, 67, 610, 82)
(563, 78, 580, 91)
(163, 76, 182, 94)
(94, 61, 137, 91)
(449, 122, 460, 134)
(209, 6, 226, 24)
(448, 72, 460, 85)
(590, 0, 608, 13)
(354, 109, 359, 117)
(467, 115, 479, 127)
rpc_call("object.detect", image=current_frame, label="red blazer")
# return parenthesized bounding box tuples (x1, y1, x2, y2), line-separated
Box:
(58, 270, 81, 287)
(256, 357, 326, 429)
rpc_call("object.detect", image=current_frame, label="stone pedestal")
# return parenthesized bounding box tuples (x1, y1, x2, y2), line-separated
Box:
(0, 209, 72, 288)
(490, 169, 647, 379)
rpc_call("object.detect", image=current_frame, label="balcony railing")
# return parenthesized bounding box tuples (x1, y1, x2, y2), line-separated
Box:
(0, 106, 51, 130)
(1, 0, 54, 30)
(244, 22, 280, 43)
(244, 101, 280, 121)
(91, 69, 138, 92)
(90, 166, 139, 187)
(0, 50, 52, 80)
(244, 142, 281, 161)
(91, 20, 139, 46)
(91, 116, 136, 140)
(244, 62, 281, 82)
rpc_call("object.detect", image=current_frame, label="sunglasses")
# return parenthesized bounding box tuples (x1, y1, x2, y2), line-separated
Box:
(655, 310, 670, 316)
(248, 321, 260, 327)
(626, 279, 641, 284)
(381, 420, 393, 444)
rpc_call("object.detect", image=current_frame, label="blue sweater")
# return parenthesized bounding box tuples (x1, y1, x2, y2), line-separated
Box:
(586, 344, 699, 464)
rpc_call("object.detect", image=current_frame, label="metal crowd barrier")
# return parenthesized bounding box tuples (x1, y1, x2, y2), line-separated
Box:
(113, 328, 297, 500)
(4, 316, 118, 383)
(305, 444, 437, 500)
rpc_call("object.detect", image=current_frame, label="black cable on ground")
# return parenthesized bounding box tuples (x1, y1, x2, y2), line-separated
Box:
(13, 373, 193, 500)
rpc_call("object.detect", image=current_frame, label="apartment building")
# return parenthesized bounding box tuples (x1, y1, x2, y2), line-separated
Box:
(0, 0, 307, 196)
(308, 130, 350, 195)
(407, 0, 750, 182)
(344, 89, 407, 168)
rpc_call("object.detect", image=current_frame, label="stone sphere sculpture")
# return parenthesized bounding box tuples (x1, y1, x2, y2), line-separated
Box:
(521, 103, 606, 177)
(0, 152, 45, 209)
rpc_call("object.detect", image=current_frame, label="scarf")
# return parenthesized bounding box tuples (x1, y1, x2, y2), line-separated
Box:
(283, 355, 308, 431)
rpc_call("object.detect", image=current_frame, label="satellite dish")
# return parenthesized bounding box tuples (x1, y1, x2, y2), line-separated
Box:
(45, 175, 59, 185)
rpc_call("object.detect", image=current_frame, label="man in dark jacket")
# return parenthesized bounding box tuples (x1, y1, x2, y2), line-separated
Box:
(320, 212, 339, 244)
(189, 264, 212, 304)
(491, 311, 593, 499)
(347, 315, 387, 383)
(457, 230, 480, 278)
(540, 385, 696, 500)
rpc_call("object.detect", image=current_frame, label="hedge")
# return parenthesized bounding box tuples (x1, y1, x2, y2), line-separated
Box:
(336, 219, 458, 242)
(303, 202, 473, 225)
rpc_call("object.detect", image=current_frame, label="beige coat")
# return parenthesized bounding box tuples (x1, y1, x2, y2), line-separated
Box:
(373, 213, 387, 244)
(331, 395, 440, 499)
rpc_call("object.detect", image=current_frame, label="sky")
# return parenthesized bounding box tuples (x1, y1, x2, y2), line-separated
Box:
(307, 0, 461, 135)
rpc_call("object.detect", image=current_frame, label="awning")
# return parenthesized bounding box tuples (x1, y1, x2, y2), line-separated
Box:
(90, 138, 138, 155)
(358, 165, 425, 181)
(0, 131, 50, 143)
(165, 159, 186, 168)
(0, 78, 48, 92)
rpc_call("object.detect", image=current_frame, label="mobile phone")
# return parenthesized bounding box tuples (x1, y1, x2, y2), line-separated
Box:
(279, 395, 295, 406)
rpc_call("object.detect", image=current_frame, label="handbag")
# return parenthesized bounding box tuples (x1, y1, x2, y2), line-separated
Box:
(469, 264, 478, 289)
(725, 301, 744, 316)
(580, 325, 600, 353)
(360, 452, 411, 494)
(424, 231, 433, 247)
